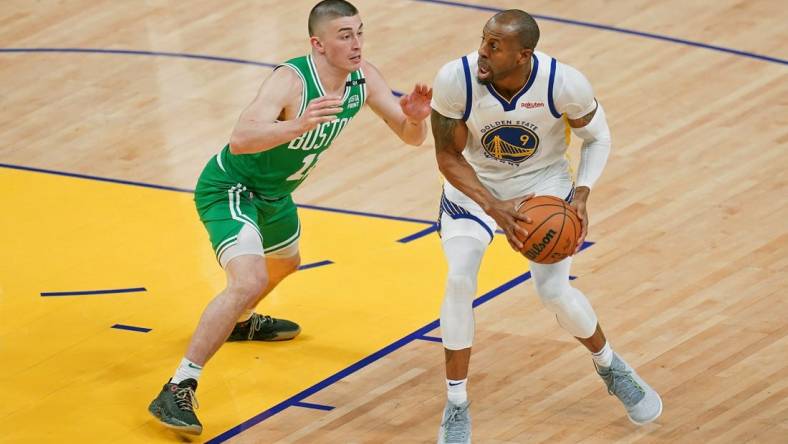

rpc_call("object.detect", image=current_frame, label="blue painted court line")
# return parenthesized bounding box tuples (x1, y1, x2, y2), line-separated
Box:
(416, 335, 443, 343)
(296, 203, 434, 225)
(397, 224, 438, 243)
(0, 48, 407, 95)
(579, 240, 594, 252)
(297, 260, 334, 271)
(291, 401, 335, 411)
(0, 162, 194, 193)
(0, 47, 277, 68)
(111, 324, 152, 333)
(208, 241, 594, 442)
(0, 163, 434, 226)
(413, 0, 788, 66)
(40, 287, 147, 297)
(206, 269, 535, 443)
(473, 272, 530, 308)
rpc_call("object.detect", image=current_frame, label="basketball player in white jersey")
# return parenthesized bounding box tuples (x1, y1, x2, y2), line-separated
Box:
(430, 10, 662, 443)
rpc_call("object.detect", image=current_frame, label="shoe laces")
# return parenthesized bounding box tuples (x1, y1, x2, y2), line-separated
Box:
(601, 367, 644, 405)
(441, 402, 470, 441)
(248, 314, 275, 340)
(174, 386, 199, 412)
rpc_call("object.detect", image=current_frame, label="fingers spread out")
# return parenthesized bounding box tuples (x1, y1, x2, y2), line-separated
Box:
(411, 83, 433, 99)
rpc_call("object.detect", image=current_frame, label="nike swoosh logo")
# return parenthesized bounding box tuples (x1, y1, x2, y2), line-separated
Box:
(448, 382, 463, 386)
(188, 363, 202, 370)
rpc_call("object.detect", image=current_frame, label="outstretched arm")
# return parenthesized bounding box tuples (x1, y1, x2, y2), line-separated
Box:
(363, 61, 430, 146)
(229, 67, 343, 154)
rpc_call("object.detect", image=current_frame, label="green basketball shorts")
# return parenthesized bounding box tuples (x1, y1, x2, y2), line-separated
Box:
(194, 154, 300, 263)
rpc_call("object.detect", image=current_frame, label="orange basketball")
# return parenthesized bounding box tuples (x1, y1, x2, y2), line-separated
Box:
(516, 195, 581, 264)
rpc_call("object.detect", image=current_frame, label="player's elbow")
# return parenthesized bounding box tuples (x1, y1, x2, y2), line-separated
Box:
(435, 149, 456, 175)
(405, 133, 427, 147)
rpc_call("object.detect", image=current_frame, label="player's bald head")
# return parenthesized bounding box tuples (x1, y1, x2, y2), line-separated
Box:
(308, 0, 359, 36)
(487, 9, 540, 49)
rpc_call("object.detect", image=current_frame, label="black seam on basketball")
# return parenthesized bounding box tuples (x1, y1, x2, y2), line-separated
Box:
(567, 208, 579, 248)
(521, 203, 567, 211)
(542, 205, 567, 260)
(522, 212, 565, 260)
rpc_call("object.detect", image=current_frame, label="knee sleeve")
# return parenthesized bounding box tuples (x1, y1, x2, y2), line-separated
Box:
(440, 274, 476, 350)
(440, 236, 485, 350)
(539, 287, 598, 338)
(532, 260, 598, 338)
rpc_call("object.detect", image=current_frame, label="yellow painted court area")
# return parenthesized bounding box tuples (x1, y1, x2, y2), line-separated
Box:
(0, 167, 528, 443)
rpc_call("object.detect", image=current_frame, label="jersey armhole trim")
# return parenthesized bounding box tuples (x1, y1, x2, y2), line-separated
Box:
(547, 58, 562, 119)
(461, 56, 472, 121)
(277, 63, 308, 118)
(357, 68, 367, 107)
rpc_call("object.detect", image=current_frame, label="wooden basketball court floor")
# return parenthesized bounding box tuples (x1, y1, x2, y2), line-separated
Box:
(1, 1, 786, 443)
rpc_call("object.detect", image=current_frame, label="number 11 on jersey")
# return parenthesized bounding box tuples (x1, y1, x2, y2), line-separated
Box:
(286, 153, 323, 181)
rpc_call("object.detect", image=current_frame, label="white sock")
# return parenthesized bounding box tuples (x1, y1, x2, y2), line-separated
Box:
(172, 357, 203, 384)
(447, 378, 468, 404)
(237, 310, 253, 323)
(591, 342, 614, 368)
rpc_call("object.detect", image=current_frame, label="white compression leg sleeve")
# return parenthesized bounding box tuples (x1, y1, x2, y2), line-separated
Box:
(440, 236, 486, 350)
(530, 258, 598, 338)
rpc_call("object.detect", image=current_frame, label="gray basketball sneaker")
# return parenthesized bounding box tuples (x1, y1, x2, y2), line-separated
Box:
(595, 353, 663, 425)
(438, 400, 471, 444)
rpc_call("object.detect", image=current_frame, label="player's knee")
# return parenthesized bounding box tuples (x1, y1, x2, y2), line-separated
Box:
(539, 287, 598, 338)
(534, 275, 570, 302)
(229, 271, 269, 304)
(441, 275, 476, 350)
(445, 274, 476, 300)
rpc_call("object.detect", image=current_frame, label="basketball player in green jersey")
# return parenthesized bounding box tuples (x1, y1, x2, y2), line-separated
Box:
(148, 0, 432, 435)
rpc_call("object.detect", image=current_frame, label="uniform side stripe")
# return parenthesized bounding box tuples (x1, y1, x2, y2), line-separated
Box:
(233, 186, 262, 237)
(227, 185, 262, 239)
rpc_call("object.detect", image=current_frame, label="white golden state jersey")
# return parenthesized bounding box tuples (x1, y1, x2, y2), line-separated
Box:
(432, 51, 596, 200)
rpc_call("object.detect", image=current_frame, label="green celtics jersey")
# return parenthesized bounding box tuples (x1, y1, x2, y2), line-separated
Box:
(217, 54, 367, 198)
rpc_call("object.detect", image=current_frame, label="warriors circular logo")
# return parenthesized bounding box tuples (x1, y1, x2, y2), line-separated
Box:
(481, 125, 539, 166)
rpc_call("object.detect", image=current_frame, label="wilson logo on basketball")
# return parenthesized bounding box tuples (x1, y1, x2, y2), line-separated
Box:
(521, 101, 544, 109)
(524, 229, 556, 260)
